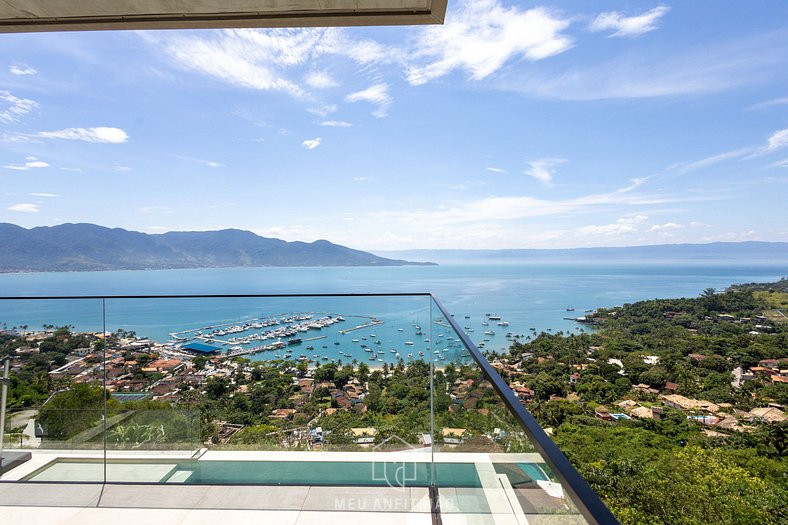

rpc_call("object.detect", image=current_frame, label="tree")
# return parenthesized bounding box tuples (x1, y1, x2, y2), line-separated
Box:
(192, 355, 208, 370)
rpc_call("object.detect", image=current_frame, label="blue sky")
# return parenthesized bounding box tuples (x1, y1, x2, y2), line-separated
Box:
(1, 0, 787, 250)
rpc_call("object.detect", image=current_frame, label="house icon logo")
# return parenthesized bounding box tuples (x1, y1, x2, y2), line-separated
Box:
(371, 435, 420, 489)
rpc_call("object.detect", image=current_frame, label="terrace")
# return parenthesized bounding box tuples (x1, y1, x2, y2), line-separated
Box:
(0, 294, 617, 524)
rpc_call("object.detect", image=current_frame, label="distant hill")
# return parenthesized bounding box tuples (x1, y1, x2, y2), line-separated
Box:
(373, 242, 788, 265)
(0, 223, 435, 272)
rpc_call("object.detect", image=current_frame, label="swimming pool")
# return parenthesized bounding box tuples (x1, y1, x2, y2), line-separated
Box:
(24, 459, 482, 487)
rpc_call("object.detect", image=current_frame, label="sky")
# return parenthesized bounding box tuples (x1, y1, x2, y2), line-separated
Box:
(1, 0, 787, 250)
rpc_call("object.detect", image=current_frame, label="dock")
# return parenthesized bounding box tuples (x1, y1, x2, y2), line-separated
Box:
(338, 319, 384, 334)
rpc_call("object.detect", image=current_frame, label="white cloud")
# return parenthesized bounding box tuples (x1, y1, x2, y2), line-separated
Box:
(29, 193, 58, 197)
(9, 64, 37, 76)
(37, 127, 128, 143)
(589, 6, 670, 38)
(771, 158, 788, 168)
(320, 120, 352, 127)
(0, 90, 37, 124)
(305, 71, 339, 89)
(345, 83, 391, 117)
(576, 223, 637, 236)
(486, 167, 506, 174)
(525, 158, 565, 185)
(307, 104, 337, 117)
(302, 137, 322, 149)
(766, 129, 788, 152)
(353, 177, 367, 181)
(406, 0, 573, 86)
(649, 222, 684, 232)
(3, 157, 49, 171)
(7, 203, 39, 212)
(617, 214, 649, 225)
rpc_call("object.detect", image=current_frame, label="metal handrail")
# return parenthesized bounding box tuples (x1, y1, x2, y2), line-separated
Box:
(430, 295, 619, 525)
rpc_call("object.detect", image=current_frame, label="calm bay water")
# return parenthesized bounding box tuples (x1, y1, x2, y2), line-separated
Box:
(0, 262, 785, 360)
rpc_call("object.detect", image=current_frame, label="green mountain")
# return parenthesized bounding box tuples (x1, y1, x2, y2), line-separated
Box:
(0, 223, 435, 272)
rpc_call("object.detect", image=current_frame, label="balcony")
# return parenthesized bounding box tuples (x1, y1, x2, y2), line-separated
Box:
(0, 294, 617, 524)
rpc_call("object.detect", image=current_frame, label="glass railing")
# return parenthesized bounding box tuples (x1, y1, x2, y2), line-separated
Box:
(0, 294, 616, 523)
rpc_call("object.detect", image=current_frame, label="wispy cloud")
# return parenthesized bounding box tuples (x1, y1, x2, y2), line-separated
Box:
(746, 96, 788, 110)
(0, 90, 37, 124)
(502, 32, 788, 101)
(486, 167, 506, 174)
(7, 203, 39, 213)
(177, 156, 223, 168)
(589, 6, 670, 38)
(144, 28, 394, 98)
(9, 64, 37, 76)
(302, 137, 322, 149)
(305, 71, 339, 89)
(37, 127, 128, 143)
(3, 156, 49, 171)
(371, 178, 696, 228)
(353, 177, 368, 182)
(345, 83, 391, 117)
(669, 127, 788, 175)
(406, 0, 573, 86)
(320, 120, 352, 127)
(29, 192, 58, 197)
(307, 104, 337, 117)
(525, 158, 566, 185)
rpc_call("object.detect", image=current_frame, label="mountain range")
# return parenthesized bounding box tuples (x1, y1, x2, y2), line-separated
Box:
(0, 223, 435, 272)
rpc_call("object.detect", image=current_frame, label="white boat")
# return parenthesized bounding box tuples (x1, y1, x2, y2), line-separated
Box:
(404, 341, 414, 346)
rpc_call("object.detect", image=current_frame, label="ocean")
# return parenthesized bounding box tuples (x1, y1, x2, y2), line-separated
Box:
(0, 262, 785, 362)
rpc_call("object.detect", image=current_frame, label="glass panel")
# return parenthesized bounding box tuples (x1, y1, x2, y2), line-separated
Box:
(99, 295, 434, 513)
(0, 298, 105, 482)
(430, 298, 589, 523)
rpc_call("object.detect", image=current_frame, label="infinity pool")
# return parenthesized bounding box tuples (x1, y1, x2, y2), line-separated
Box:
(25, 459, 483, 487)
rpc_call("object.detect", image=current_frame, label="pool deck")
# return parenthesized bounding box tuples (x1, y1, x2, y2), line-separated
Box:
(0, 450, 587, 524)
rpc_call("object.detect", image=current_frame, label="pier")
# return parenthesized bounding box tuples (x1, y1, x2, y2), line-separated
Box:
(338, 319, 384, 334)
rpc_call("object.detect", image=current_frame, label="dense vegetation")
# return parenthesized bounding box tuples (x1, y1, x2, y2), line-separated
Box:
(500, 280, 788, 524)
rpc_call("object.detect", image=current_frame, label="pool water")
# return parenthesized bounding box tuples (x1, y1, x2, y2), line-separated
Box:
(25, 459, 482, 487)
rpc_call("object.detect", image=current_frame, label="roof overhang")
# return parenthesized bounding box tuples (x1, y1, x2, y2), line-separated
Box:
(0, 0, 448, 33)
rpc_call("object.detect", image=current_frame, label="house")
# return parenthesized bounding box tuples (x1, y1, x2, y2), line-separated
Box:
(630, 406, 659, 420)
(141, 359, 184, 375)
(633, 383, 659, 394)
(663, 382, 679, 393)
(660, 394, 719, 413)
(747, 407, 786, 423)
(568, 373, 580, 385)
(616, 400, 639, 411)
(350, 427, 377, 445)
(442, 428, 467, 445)
(270, 408, 296, 419)
(594, 406, 613, 421)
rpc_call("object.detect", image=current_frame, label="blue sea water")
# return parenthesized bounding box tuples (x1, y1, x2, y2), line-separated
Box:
(0, 262, 785, 362)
